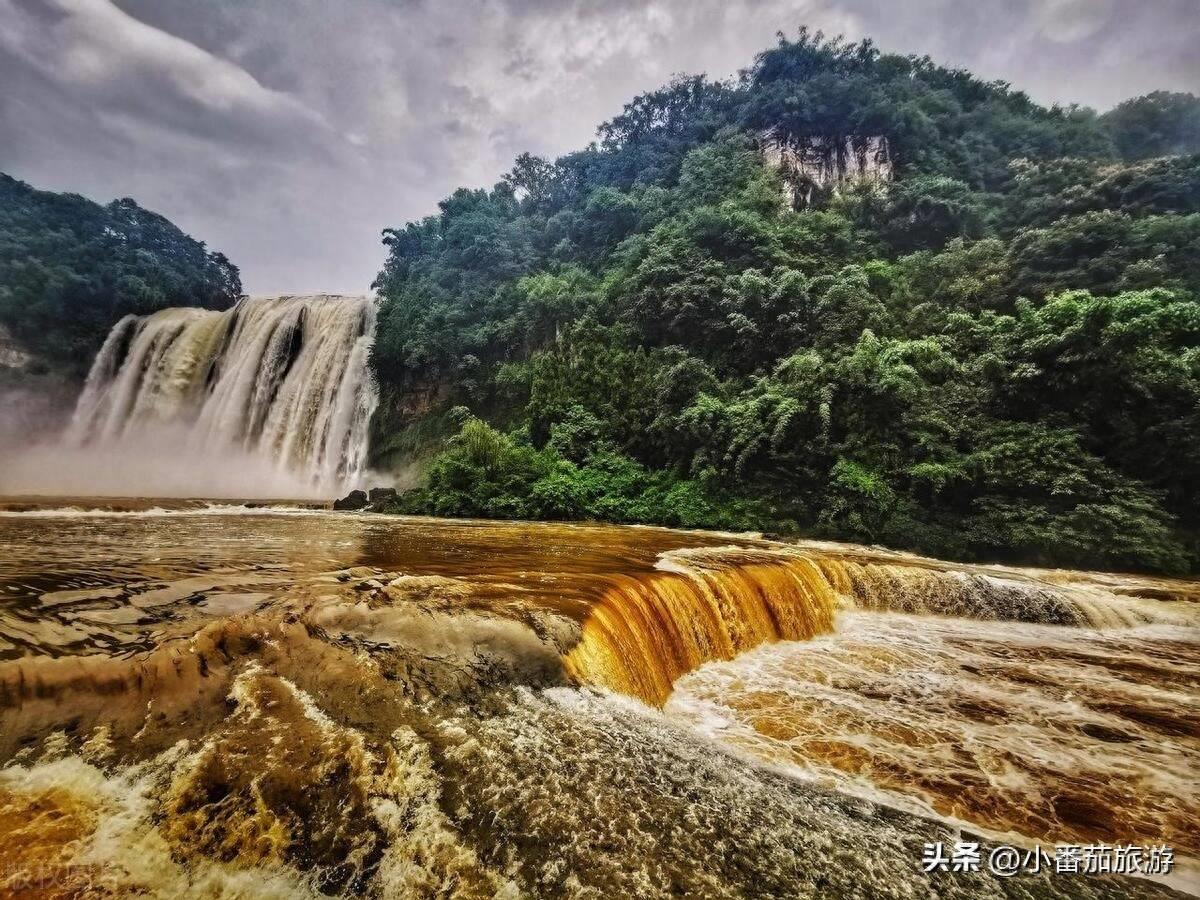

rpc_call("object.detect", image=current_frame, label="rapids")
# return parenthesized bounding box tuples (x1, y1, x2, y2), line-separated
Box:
(668, 613, 1200, 866)
(0, 504, 1196, 897)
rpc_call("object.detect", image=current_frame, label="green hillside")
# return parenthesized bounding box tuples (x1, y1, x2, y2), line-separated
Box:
(369, 29, 1200, 574)
(0, 174, 242, 376)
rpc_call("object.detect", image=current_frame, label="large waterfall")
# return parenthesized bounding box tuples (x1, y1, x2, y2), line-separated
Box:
(61, 295, 377, 498)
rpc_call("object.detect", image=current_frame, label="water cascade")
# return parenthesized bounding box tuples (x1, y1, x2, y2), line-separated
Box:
(561, 545, 1198, 705)
(66, 295, 377, 497)
(0, 512, 1195, 897)
(564, 551, 838, 704)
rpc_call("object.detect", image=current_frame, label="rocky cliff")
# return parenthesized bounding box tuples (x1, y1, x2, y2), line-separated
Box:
(759, 129, 893, 208)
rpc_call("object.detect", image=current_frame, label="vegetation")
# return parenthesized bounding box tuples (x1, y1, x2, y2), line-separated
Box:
(0, 174, 241, 374)
(371, 30, 1200, 573)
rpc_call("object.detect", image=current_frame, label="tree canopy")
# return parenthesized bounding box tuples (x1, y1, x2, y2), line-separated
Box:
(370, 29, 1200, 574)
(0, 174, 242, 375)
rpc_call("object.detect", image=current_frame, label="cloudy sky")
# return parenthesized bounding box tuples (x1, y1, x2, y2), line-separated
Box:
(2, 0, 1197, 294)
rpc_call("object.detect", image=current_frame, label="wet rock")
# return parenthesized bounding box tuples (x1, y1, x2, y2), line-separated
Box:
(368, 487, 397, 506)
(334, 490, 368, 511)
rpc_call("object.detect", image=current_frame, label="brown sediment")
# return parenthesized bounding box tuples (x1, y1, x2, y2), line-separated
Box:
(0, 509, 1196, 898)
(561, 541, 1198, 705)
(0, 617, 518, 897)
(161, 667, 414, 893)
(0, 783, 100, 899)
(0, 615, 284, 761)
(1, 514, 1196, 739)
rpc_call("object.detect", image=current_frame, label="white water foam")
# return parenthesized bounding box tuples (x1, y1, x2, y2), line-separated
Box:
(2, 295, 377, 499)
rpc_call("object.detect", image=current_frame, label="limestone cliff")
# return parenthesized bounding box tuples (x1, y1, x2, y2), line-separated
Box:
(759, 129, 893, 208)
(0, 323, 34, 372)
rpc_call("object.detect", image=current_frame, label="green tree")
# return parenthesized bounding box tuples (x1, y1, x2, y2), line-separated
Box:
(0, 174, 242, 374)
(1102, 92, 1200, 160)
(369, 29, 1200, 574)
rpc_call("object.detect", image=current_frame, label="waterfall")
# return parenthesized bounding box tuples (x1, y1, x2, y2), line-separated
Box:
(564, 551, 839, 704)
(1, 512, 1196, 896)
(560, 545, 1197, 705)
(65, 295, 377, 498)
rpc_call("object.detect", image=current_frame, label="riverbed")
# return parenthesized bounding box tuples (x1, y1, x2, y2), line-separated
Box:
(1, 501, 1196, 898)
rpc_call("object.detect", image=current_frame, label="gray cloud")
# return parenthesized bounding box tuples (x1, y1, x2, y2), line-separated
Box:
(1, 0, 1197, 294)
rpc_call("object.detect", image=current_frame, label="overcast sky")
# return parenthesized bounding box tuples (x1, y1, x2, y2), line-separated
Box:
(1, 0, 1197, 294)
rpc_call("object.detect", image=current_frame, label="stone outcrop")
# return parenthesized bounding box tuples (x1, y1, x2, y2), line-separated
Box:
(333, 489, 369, 510)
(368, 487, 398, 505)
(0, 324, 34, 372)
(334, 487, 399, 511)
(759, 130, 892, 208)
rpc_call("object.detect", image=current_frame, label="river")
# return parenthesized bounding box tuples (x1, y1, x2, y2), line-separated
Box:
(0, 500, 1196, 898)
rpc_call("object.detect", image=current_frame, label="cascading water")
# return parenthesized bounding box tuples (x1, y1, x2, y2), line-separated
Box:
(0, 512, 1196, 897)
(60, 295, 377, 498)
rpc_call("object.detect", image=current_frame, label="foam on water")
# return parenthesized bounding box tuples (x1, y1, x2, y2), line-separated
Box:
(0, 512, 1195, 897)
(666, 611, 1200, 892)
(0, 504, 327, 519)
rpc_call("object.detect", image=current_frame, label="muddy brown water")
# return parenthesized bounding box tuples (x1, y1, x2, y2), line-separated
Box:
(0, 500, 1196, 898)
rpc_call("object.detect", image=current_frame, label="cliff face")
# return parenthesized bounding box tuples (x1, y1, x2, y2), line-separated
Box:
(0, 324, 77, 447)
(759, 130, 893, 208)
(367, 376, 455, 476)
(0, 323, 35, 372)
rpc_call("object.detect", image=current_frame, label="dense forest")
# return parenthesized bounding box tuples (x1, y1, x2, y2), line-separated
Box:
(0, 174, 242, 376)
(369, 30, 1200, 575)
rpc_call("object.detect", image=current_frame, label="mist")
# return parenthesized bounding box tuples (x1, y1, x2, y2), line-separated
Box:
(0, 428, 328, 500)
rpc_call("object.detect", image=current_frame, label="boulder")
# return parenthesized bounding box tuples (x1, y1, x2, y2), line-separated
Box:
(368, 487, 398, 505)
(333, 489, 369, 511)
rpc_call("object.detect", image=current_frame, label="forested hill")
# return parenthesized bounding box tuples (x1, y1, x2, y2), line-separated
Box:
(0, 174, 242, 376)
(369, 30, 1200, 575)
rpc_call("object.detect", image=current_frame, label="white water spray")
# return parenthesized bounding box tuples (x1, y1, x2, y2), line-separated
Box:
(19, 295, 379, 498)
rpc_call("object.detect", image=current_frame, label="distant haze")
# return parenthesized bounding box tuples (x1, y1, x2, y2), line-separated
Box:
(1, 0, 1197, 294)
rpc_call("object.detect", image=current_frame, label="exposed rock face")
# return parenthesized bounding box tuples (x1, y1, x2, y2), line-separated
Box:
(759, 129, 893, 208)
(367, 377, 453, 475)
(0, 323, 34, 372)
(368, 487, 398, 505)
(334, 489, 369, 510)
(334, 488, 398, 510)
